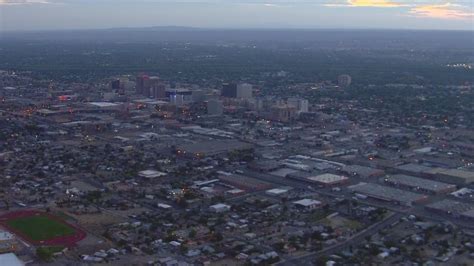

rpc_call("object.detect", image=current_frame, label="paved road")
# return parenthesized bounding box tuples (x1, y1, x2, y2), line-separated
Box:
(243, 169, 474, 230)
(276, 212, 404, 266)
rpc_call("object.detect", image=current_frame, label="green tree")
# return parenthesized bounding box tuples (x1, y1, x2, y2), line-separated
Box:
(36, 247, 54, 261)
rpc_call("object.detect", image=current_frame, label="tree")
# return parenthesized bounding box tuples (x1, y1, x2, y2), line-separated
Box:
(36, 247, 53, 261)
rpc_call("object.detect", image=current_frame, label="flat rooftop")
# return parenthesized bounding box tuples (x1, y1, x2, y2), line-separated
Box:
(428, 168, 474, 183)
(349, 182, 427, 204)
(342, 165, 384, 177)
(176, 140, 253, 156)
(461, 209, 474, 219)
(266, 188, 289, 195)
(219, 174, 271, 190)
(138, 170, 167, 178)
(383, 174, 456, 193)
(293, 199, 322, 207)
(269, 168, 299, 177)
(426, 199, 474, 215)
(88, 102, 120, 108)
(396, 163, 433, 174)
(306, 173, 348, 184)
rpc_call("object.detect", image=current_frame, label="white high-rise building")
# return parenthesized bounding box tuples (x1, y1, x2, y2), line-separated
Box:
(236, 83, 253, 99)
(287, 98, 309, 113)
(299, 99, 309, 113)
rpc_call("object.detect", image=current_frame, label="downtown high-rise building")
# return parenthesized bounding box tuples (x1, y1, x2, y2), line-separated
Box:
(136, 74, 150, 96)
(221, 83, 237, 98)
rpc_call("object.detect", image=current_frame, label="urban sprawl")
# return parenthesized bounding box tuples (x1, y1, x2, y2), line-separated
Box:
(0, 70, 473, 266)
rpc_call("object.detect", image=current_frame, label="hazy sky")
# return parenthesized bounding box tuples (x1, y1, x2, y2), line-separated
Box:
(1, 0, 473, 31)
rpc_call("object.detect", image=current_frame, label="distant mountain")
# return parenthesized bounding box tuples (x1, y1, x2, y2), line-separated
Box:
(101, 26, 199, 32)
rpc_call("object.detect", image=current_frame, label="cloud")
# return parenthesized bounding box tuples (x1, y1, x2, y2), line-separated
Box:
(347, 0, 402, 7)
(325, 0, 405, 8)
(409, 3, 474, 20)
(263, 3, 280, 7)
(0, 0, 50, 4)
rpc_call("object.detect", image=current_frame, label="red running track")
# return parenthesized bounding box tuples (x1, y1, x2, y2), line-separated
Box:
(0, 210, 86, 247)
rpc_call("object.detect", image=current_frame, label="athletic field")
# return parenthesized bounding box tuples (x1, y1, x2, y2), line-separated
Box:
(0, 210, 86, 247)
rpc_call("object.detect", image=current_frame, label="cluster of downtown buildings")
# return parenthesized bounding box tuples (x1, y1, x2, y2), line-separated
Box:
(0, 69, 474, 265)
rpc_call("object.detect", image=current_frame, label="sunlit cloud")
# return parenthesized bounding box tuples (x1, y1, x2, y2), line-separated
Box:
(325, 0, 405, 8)
(409, 3, 474, 20)
(348, 0, 402, 7)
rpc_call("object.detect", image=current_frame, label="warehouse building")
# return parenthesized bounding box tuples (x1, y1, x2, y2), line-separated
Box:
(209, 203, 231, 213)
(395, 163, 433, 177)
(342, 165, 385, 178)
(287, 172, 349, 187)
(461, 209, 474, 221)
(425, 168, 474, 185)
(425, 199, 474, 218)
(348, 182, 428, 206)
(305, 174, 349, 187)
(293, 199, 322, 210)
(266, 188, 289, 197)
(249, 160, 281, 172)
(382, 174, 457, 194)
(175, 140, 253, 158)
(395, 164, 474, 185)
(219, 174, 272, 191)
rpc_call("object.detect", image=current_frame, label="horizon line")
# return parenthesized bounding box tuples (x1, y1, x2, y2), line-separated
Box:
(2, 25, 473, 34)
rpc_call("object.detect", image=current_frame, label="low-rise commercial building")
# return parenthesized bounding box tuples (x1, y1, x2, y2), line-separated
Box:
(291, 173, 349, 187)
(342, 165, 385, 178)
(266, 188, 289, 197)
(293, 199, 322, 210)
(209, 203, 231, 213)
(349, 182, 428, 206)
(425, 199, 474, 218)
(382, 174, 456, 194)
(176, 140, 253, 158)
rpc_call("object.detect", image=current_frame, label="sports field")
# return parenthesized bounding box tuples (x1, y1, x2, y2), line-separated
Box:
(7, 216, 75, 241)
(0, 210, 86, 247)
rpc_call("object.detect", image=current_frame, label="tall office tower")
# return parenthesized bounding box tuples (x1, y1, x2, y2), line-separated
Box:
(111, 79, 120, 91)
(221, 83, 237, 98)
(338, 74, 352, 87)
(149, 76, 166, 99)
(299, 99, 309, 113)
(271, 104, 297, 122)
(287, 98, 309, 113)
(118, 77, 129, 95)
(136, 75, 150, 96)
(207, 99, 223, 116)
(236, 83, 253, 99)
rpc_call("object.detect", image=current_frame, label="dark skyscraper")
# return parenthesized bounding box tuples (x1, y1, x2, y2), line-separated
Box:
(111, 79, 120, 91)
(136, 75, 150, 96)
(150, 76, 166, 99)
(221, 83, 237, 98)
